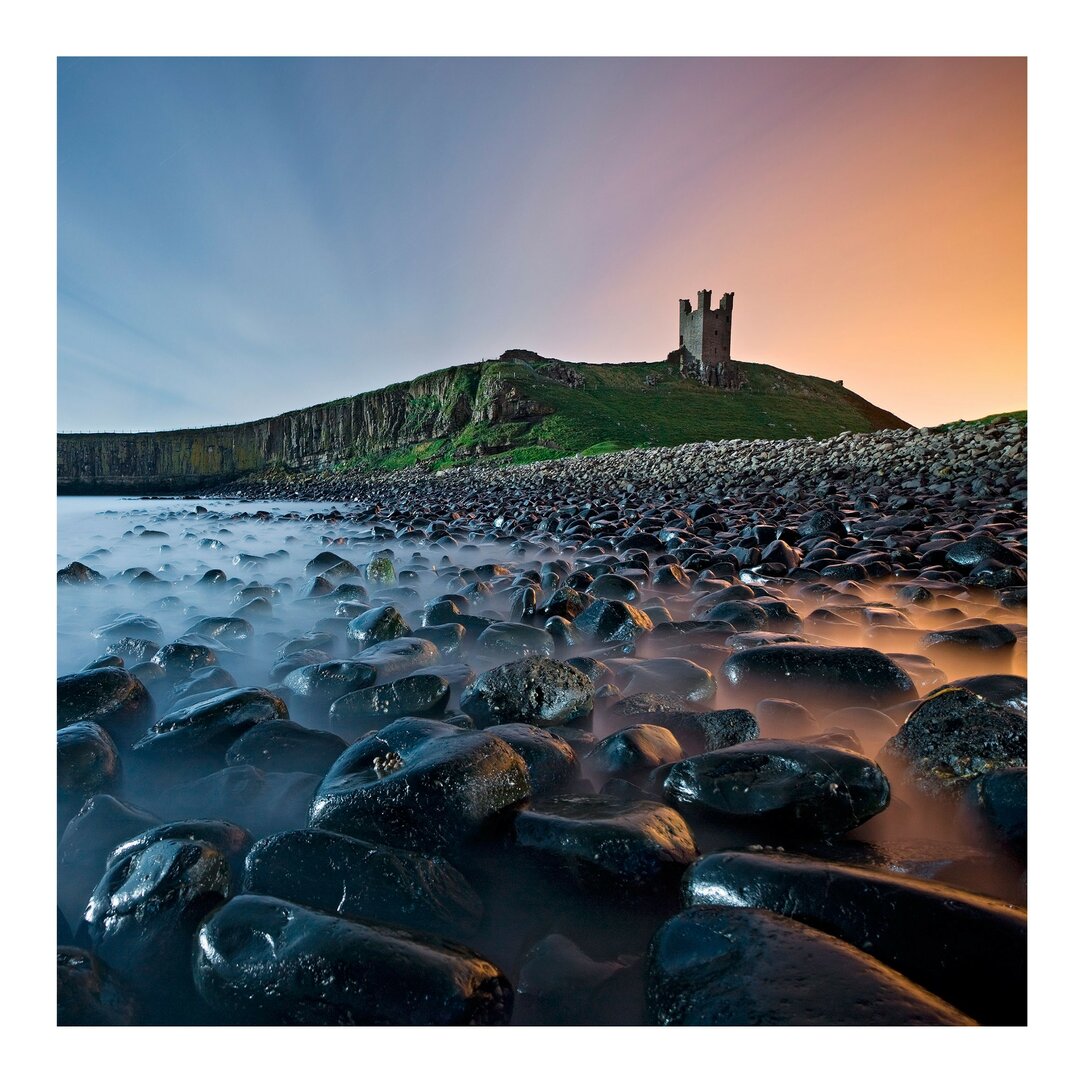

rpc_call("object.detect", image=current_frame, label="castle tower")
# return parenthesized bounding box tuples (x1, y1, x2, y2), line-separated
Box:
(675, 289, 744, 389)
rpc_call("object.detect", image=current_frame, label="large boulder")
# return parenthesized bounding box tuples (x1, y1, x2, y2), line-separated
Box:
(309, 718, 530, 852)
(193, 895, 512, 1024)
(662, 739, 890, 839)
(57, 669, 154, 746)
(460, 657, 593, 728)
(722, 644, 915, 708)
(646, 906, 973, 1025)
(242, 828, 483, 937)
(683, 850, 1026, 1025)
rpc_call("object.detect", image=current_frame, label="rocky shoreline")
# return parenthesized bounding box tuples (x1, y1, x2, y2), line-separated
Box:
(203, 417, 1026, 513)
(58, 416, 1026, 1025)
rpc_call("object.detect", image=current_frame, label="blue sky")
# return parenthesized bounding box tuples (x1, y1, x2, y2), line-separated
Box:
(58, 57, 1025, 430)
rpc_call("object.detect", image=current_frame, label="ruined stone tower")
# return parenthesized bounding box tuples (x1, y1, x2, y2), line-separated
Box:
(673, 289, 746, 389)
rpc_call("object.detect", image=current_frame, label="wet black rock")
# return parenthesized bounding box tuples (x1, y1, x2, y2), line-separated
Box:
(650, 708, 761, 755)
(242, 828, 483, 936)
(92, 614, 164, 644)
(282, 659, 379, 716)
(161, 766, 321, 839)
(682, 850, 1026, 1024)
(328, 674, 450, 734)
(646, 906, 973, 1025)
(57, 795, 161, 924)
(755, 698, 819, 739)
(722, 644, 915, 708)
(413, 622, 466, 659)
(511, 794, 697, 890)
(58, 561, 106, 586)
(225, 719, 348, 775)
(881, 687, 1026, 793)
(663, 739, 890, 839)
(310, 718, 530, 852)
(485, 723, 578, 796)
(105, 637, 161, 664)
(169, 665, 239, 707)
(587, 725, 684, 782)
(57, 947, 138, 1025)
(702, 600, 768, 631)
(572, 599, 654, 643)
(150, 641, 220, 679)
(58, 722, 121, 815)
(345, 604, 411, 648)
(81, 838, 232, 1004)
(920, 623, 1017, 652)
(108, 819, 254, 878)
(131, 687, 289, 779)
(460, 657, 593, 728)
(475, 621, 555, 661)
(609, 657, 716, 705)
(963, 767, 1027, 859)
(193, 894, 512, 1024)
(183, 616, 254, 647)
(57, 668, 154, 746)
(945, 536, 1024, 569)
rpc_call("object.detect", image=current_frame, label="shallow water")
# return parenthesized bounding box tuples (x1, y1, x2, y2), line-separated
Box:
(57, 493, 1027, 1024)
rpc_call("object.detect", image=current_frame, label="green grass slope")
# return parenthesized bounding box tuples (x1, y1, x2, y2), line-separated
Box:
(347, 353, 911, 473)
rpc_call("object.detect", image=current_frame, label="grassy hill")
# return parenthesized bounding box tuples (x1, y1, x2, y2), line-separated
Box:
(346, 351, 911, 473)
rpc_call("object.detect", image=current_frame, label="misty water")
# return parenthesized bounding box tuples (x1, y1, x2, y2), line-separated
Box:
(57, 494, 1027, 1025)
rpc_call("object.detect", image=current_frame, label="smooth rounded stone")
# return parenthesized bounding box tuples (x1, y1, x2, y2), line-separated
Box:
(365, 553, 397, 585)
(607, 691, 690, 717)
(306, 551, 360, 578)
(645, 906, 973, 1026)
(663, 739, 890, 839)
(475, 621, 555, 661)
(608, 657, 716, 706)
(413, 622, 465, 659)
(283, 660, 379, 714)
(798, 508, 846, 538)
(722, 644, 916, 709)
(727, 631, 807, 651)
(57, 947, 138, 1025)
(755, 698, 819, 739)
(242, 828, 483, 937)
(310, 718, 530, 852)
(588, 573, 641, 603)
(920, 623, 1017, 652)
(945, 536, 1024, 569)
(460, 657, 594, 728)
(963, 767, 1027, 859)
(650, 709, 760, 755)
(942, 674, 1027, 717)
(57, 668, 154, 746)
(652, 564, 691, 592)
(881, 688, 1026, 794)
(105, 636, 161, 664)
(269, 649, 335, 682)
(354, 636, 442, 678)
(194, 894, 512, 1024)
(83, 654, 124, 671)
(57, 795, 161, 924)
(682, 850, 1026, 1025)
(345, 604, 411, 648)
(92, 614, 164, 644)
(161, 766, 322, 839)
(484, 724, 578, 796)
(169, 665, 239, 707)
(572, 599, 654, 643)
(587, 725, 684, 781)
(58, 561, 106, 586)
(822, 706, 898, 754)
(108, 819, 254, 878)
(184, 618, 254, 649)
(701, 600, 768, 631)
(58, 722, 120, 812)
(131, 687, 289, 778)
(226, 719, 348, 775)
(511, 794, 697, 890)
(296, 574, 335, 599)
(539, 586, 588, 621)
(566, 656, 616, 685)
(328, 674, 451, 733)
(150, 641, 220, 678)
(82, 838, 232, 998)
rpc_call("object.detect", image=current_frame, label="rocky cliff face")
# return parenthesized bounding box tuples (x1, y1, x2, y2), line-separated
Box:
(57, 359, 553, 494)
